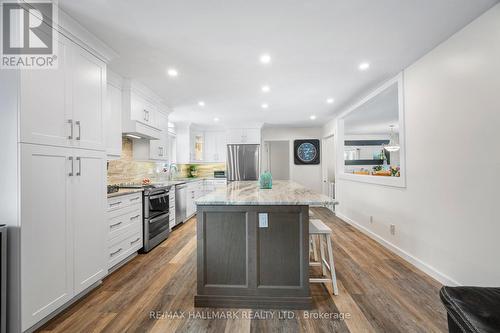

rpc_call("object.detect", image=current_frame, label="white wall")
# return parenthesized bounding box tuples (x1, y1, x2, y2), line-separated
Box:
(261, 127, 323, 192)
(326, 4, 500, 286)
(266, 141, 290, 180)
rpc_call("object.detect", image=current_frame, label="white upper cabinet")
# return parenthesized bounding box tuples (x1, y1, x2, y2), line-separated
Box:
(175, 125, 191, 164)
(226, 128, 261, 144)
(71, 46, 106, 151)
(20, 36, 106, 151)
(20, 36, 71, 148)
(122, 80, 164, 140)
(130, 92, 159, 128)
(105, 71, 123, 158)
(133, 110, 169, 161)
(175, 125, 229, 163)
(190, 130, 205, 162)
(244, 128, 261, 144)
(204, 131, 226, 163)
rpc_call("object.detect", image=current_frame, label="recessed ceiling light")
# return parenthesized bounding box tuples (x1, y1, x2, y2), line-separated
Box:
(310, 115, 317, 120)
(261, 85, 270, 93)
(213, 117, 219, 122)
(198, 101, 205, 107)
(358, 62, 370, 71)
(261, 103, 269, 109)
(326, 98, 335, 104)
(167, 68, 178, 77)
(125, 134, 142, 139)
(260, 54, 271, 64)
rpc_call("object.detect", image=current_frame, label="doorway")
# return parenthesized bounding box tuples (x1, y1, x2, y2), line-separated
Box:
(321, 135, 335, 197)
(264, 140, 290, 180)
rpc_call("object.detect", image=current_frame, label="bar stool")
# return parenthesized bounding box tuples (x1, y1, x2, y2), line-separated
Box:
(309, 219, 339, 295)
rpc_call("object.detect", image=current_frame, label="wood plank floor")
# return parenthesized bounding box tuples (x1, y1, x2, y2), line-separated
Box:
(38, 208, 447, 333)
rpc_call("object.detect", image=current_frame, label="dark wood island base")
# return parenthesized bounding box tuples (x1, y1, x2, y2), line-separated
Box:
(195, 205, 312, 309)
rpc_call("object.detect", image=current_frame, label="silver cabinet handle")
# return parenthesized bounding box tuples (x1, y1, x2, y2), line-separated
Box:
(76, 157, 81, 176)
(68, 156, 74, 176)
(130, 237, 141, 245)
(68, 120, 73, 139)
(110, 248, 122, 257)
(130, 214, 140, 220)
(130, 196, 140, 202)
(143, 110, 147, 121)
(109, 201, 122, 206)
(75, 120, 81, 140)
(110, 221, 122, 228)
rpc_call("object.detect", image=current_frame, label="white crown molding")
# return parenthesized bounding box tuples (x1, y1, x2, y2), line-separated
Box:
(19, 1, 118, 63)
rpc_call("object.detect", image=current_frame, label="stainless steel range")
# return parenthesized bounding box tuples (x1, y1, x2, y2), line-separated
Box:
(119, 183, 171, 252)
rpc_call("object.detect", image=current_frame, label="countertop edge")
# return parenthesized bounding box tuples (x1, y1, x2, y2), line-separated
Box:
(196, 200, 338, 206)
(107, 189, 144, 198)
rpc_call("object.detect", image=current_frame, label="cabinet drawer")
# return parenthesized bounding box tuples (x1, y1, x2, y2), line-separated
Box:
(108, 224, 142, 268)
(107, 193, 142, 211)
(107, 205, 142, 241)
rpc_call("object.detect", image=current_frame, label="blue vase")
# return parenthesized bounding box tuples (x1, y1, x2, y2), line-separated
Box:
(259, 172, 273, 189)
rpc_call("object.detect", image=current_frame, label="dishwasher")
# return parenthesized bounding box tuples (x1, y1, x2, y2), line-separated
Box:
(175, 184, 187, 226)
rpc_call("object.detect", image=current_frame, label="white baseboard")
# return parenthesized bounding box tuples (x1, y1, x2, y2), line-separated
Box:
(336, 212, 459, 287)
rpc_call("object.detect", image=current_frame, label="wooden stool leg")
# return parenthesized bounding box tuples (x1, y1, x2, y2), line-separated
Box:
(326, 235, 339, 295)
(319, 235, 327, 277)
(311, 235, 318, 262)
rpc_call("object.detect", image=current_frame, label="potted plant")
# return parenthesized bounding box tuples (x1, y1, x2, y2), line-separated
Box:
(188, 164, 198, 178)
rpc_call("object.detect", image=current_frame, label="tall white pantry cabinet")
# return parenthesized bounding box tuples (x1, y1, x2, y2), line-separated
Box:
(0, 10, 115, 333)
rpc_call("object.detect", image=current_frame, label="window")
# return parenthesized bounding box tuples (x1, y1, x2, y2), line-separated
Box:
(337, 73, 406, 187)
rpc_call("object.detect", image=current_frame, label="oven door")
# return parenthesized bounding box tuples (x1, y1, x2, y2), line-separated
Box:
(147, 190, 169, 217)
(144, 213, 170, 251)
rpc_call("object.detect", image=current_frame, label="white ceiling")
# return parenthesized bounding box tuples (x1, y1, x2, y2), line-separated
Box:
(344, 83, 399, 135)
(59, 0, 497, 127)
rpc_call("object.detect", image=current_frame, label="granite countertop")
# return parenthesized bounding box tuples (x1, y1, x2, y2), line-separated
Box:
(165, 177, 226, 186)
(107, 188, 144, 198)
(107, 177, 222, 198)
(196, 180, 336, 206)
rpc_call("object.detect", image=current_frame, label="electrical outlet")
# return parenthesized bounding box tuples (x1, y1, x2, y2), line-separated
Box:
(369, 216, 373, 224)
(258, 213, 268, 228)
(390, 224, 396, 235)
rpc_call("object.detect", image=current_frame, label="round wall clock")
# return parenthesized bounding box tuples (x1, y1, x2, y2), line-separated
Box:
(294, 139, 320, 165)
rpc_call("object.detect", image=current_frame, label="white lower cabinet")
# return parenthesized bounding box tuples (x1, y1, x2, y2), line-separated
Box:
(186, 180, 204, 218)
(107, 193, 143, 270)
(20, 144, 107, 331)
(20, 144, 74, 332)
(73, 150, 107, 294)
(204, 179, 227, 195)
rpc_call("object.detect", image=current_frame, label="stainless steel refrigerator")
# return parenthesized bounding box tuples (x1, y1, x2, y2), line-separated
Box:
(227, 144, 260, 181)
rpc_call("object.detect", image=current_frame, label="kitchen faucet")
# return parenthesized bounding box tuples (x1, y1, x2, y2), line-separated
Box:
(169, 163, 178, 180)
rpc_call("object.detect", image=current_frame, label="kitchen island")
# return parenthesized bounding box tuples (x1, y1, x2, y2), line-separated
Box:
(194, 180, 335, 309)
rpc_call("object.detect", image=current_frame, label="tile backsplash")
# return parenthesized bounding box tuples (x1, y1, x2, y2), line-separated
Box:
(107, 138, 226, 184)
(177, 163, 226, 178)
(107, 138, 167, 185)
